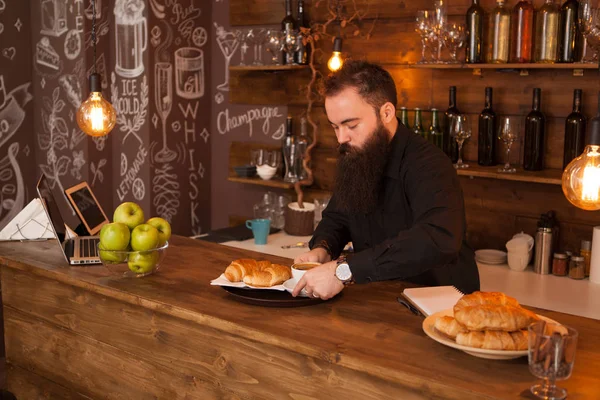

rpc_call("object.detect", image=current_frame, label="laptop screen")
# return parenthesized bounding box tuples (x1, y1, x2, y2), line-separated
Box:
(69, 185, 106, 231)
(37, 175, 67, 244)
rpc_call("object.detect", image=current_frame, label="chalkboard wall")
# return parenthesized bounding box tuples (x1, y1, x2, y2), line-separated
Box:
(0, 0, 212, 236)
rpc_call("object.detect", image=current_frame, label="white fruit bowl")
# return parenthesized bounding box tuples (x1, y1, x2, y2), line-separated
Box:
(97, 242, 169, 278)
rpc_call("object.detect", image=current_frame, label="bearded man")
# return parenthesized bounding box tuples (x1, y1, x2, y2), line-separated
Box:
(292, 61, 480, 300)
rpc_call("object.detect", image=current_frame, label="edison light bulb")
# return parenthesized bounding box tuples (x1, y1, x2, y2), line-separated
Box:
(562, 145, 600, 210)
(328, 37, 344, 72)
(76, 73, 116, 137)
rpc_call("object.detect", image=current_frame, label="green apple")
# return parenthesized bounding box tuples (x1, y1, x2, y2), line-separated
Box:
(146, 217, 171, 246)
(113, 202, 145, 230)
(99, 222, 130, 251)
(98, 242, 127, 263)
(130, 224, 160, 251)
(128, 251, 159, 274)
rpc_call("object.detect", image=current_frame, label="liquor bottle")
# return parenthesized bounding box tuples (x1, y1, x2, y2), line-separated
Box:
(510, 0, 534, 63)
(558, 0, 583, 63)
(429, 109, 444, 150)
(466, 0, 484, 63)
(281, 0, 296, 65)
(399, 107, 411, 130)
(478, 87, 497, 166)
(445, 86, 460, 162)
(534, 0, 560, 63)
(413, 108, 426, 138)
(488, 0, 511, 63)
(563, 89, 587, 169)
(524, 88, 546, 171)
(295, 0, 310, 65)
(283, 115, 298, 182)
(296, 117, 309, 180)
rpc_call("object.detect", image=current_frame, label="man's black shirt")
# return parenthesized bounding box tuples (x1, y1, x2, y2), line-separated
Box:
(310, 121, 480, 294)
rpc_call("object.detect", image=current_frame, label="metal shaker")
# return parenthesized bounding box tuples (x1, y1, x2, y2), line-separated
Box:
(534, 227, 553, 274)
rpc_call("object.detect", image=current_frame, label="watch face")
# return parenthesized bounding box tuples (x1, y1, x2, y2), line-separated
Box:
(336, 263, 352, 281)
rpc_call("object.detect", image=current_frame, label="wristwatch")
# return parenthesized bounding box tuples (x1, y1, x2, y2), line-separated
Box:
(335, 258, 354, 285)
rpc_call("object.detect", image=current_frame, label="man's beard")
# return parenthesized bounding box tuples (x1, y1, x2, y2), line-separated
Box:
(333, 120, 392, 214)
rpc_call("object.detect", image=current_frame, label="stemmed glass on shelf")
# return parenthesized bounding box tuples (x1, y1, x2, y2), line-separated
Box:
(578, 0, 600, 63)
(498, 117, 520, 173)
(450, 114, 471, 169)
(415, 10, 434, 64)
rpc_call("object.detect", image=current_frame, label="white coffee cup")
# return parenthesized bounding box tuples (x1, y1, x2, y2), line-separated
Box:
(291, 262, 321, 282)
(507, 251, 529, 271)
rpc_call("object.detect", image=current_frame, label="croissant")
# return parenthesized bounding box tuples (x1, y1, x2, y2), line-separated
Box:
(454, 304, 539, 332)
(454, 291, 520, 312)
(225, 259, 291, 287)
(434, 316, 468, 339)
(456, 330, 529, 351)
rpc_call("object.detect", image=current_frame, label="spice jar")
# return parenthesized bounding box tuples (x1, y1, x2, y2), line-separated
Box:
(569, 256, 586, 280)
(581, 240, 592, 277)
(552, 253, 569, 276)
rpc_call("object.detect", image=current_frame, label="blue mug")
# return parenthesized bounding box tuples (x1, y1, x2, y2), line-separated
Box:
(246, 219, 270, 245)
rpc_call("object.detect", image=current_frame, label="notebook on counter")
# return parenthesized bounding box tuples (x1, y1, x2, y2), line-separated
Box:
(401, 286, 464, 317)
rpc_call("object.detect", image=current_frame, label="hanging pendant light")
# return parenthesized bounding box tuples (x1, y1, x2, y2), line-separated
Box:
(327, 37, 344, 71)
(76, 0, 116, 137)
(562, 92, 600, 210)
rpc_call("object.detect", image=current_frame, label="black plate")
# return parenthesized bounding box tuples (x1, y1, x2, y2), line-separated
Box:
(221, 286, 327, 307)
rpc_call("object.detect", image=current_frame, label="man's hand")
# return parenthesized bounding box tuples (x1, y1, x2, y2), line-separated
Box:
(292, 261, 344, 300)
(294, 247, 331, 265)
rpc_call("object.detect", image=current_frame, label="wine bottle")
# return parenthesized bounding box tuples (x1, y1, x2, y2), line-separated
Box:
(488, 0, 511, 63)
(563, 89, 587, 168)
(478, 87, 497, 166)
(466, 0, 484, 63)
(429, 109, 444, 150)
(524, 88, 546, 171)
(283, 115, 298, 182)
(534, 0, 560, 63)
(400, 107, 411, 130)
(413, 108, 426, 138)
(295, 0, 310, 65)
(510, 0, 534, 63)
(281, 0, 296, 65)
(445, 86, 460, 162)
(558, 0, 583, 63)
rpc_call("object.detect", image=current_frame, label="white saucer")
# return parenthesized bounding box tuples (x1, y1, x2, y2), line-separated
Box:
(282, 279, 309, 297)
(475, 249, 507, 264)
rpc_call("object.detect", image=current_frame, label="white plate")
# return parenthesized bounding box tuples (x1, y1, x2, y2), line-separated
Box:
(422, 309, 559, 360)
(475, 249, 507, 264)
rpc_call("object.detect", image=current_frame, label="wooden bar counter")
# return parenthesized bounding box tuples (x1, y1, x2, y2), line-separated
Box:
(0, 236, 598, 399)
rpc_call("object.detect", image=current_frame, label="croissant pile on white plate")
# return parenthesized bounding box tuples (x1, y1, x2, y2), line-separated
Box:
(434, 291, 540, 351)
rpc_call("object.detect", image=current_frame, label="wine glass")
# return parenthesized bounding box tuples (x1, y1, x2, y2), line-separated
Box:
(450, 114, 471, 169)
(415, 10, 434, 64)
(253, 28, 267, 66)
(444, 23, 466, 63)
(239, 30, 249, 66)
(433, 0, 448, 63)
(578, 1, 600, 63)
(528, 321, 578, 400)
(498, 117, 520, 173)
(265, 30, 284, 64)
(245, 29, 258, 66)
(283, 29, 299, 65)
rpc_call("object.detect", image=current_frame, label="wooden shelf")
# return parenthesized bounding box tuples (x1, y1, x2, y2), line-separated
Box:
(229, 65, 310, 72)
(228, 176, 295, 189)
(456, 165, 563, 185)
(409, 62, 597, 76)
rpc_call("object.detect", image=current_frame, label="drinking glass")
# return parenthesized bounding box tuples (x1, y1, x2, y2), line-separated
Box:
(578, 1, 600, 62)
(450, 115, 471, 169)
(254, 28, 267, 66)
(433, 0, 448, 63)
(528, 321, 578, 400)
(415, 10, 434, 64)
(251, 149, 265, 166)
(498, 117, 519, 173)
(265, 29, 284, 64)
(443, 23, 466, 63)
(266, 151, 282, 169)
(245, 29, 258, 66)
(239, 30, 250, 66)
(283, 29, 299, 64)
